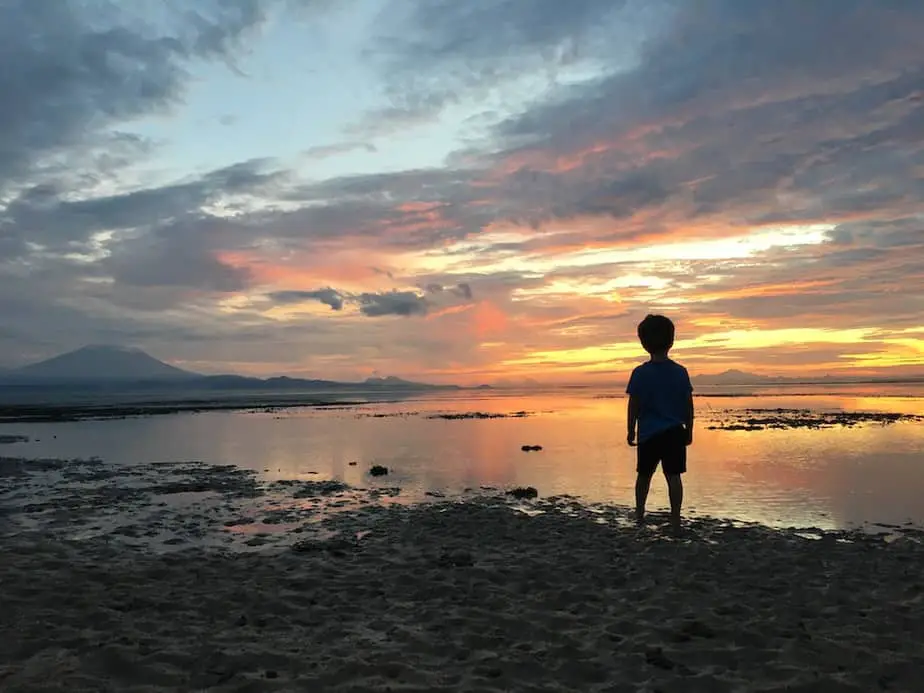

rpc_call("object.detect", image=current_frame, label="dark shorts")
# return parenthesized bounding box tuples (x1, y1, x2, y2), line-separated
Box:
(637, 425, 687, 476)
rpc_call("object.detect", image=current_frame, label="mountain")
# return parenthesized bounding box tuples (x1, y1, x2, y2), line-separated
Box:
(0, 345, 463, 393)
(12, 345, 196, 381)
(362, 376, 452, 391)
(692, 369, 774, 386)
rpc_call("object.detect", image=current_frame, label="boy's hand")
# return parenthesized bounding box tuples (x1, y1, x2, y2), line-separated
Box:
(685, 428, 693, 446)
(627, 433, 637, 447)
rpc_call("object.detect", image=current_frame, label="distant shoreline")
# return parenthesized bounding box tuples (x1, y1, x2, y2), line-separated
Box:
(0, 396, 387, 423)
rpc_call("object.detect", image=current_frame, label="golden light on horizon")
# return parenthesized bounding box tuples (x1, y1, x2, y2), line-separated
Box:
(502, 327, 887, 373)
(845, 336, 924, 369)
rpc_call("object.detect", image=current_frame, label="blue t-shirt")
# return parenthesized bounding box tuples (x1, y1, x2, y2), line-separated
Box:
(626, 359, 693, 443)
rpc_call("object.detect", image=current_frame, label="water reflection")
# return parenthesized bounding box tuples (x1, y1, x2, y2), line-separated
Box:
(1, 390, 922, 530)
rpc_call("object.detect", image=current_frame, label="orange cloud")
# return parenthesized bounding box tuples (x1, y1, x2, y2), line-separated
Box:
(426, 303, 475, 320)
(488, 120, 683, 178)
(472, 301, 509, 338)
(693, 279, 840, 302)
(395, 201, 444, 213)
(218, 250, 394, 290)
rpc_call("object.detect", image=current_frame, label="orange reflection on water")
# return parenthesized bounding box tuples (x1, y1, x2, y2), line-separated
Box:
(844, 396, 924, 416)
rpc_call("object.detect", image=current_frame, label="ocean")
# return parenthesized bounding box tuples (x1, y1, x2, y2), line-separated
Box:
(1, 383, 923, 530)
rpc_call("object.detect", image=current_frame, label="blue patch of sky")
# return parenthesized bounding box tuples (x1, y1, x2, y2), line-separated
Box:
(115, 0, 661, 189)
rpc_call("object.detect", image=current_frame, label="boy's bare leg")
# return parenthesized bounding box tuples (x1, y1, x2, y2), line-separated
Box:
(665, 473, 683, 530)
(634, 472, 654, 524)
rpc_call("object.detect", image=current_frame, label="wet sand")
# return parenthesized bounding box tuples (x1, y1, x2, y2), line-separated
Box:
(2, 457, 923, 692)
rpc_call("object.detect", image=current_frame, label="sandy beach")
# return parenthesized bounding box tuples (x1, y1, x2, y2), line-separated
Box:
(2, 457, 923, 692)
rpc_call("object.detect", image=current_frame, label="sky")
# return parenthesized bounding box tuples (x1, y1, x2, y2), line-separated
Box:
(1, 0, 923, 384)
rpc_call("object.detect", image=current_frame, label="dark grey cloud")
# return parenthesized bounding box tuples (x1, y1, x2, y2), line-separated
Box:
(103, 217, 252, 294)
(573, 172, 672, 219)
(359, 0, 653, 133)
(1, 159, 285, 256)
(827, 219, 924, 249)
(471, 1, 924, 231)
(0, 0, 299, 291)
(0, 2, 174, 187)
(231, 166, 498, 253)
(266, 288, 431, 317)
(394, 0, 632, 64)
(490, 82, 924, 232)
(0, 0, 295, 191)
(358, 290, 429, 317)
(269, 288, 345, 311)
(496, 1, 924, 143)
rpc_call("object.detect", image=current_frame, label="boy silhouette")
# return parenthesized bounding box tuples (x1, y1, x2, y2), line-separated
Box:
(626, 314, 694, 532)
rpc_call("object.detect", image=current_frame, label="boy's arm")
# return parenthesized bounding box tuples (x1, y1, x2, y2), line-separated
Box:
(685, 391, 694, 445)
(627, 394, 639, 446)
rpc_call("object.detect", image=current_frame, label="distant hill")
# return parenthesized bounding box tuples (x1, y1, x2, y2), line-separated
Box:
(362, 376, 451, 391)
(0, 345, 463, 393)
(692, 369, 773, 386)
(13, 345, 196, 381)
(187, 374, 458, 392)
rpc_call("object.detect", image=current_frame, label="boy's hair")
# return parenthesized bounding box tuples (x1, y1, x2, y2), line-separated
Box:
(637, 314, 675, 354)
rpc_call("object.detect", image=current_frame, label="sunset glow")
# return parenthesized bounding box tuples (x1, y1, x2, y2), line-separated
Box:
(1, 2, 922, 383)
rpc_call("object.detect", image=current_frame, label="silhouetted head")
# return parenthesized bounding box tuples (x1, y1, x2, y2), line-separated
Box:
(637, 314, 675, 356)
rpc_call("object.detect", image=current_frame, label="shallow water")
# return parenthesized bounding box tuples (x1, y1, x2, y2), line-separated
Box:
(1, 388, 923, 530)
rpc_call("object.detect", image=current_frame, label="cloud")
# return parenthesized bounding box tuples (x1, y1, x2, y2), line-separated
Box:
(386, 0, 632, 66)
(2, 159, 286, 257)
(302, 142, 377, 160)
(358, 0, 648, 132)
(104, 217, 252, 294)
(266, 288, 430, 317)
(2, 0, 924, 380)
(0, 0, 296, 192)
(424, 282, 474, 300)
(358, 290, 429, 317)
(268, 288, 345, 311)
(265, 281, 480, 319)
(478, 2, 924, 226)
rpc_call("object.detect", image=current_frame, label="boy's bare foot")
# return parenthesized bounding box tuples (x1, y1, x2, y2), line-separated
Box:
(634, 510, 646, 526)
